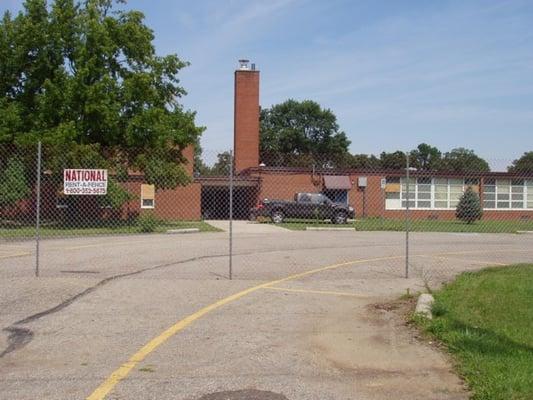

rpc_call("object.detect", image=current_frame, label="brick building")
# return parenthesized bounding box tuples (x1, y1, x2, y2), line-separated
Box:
(113, 60, 533, 221)
(11, 60, 531, 224)
(230, 60, 531, 221)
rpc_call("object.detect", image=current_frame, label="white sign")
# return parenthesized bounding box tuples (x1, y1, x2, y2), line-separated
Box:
(381, 178, 387, 189)
(64, 169, 108, 195)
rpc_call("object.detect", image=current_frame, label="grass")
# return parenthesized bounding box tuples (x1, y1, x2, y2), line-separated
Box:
(0, 219, 220, 239)
(415, 265, 533, 400)
(265, 217, 533, 233)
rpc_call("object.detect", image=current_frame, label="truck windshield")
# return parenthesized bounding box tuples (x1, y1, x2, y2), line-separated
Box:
(320, 195, 333, 205)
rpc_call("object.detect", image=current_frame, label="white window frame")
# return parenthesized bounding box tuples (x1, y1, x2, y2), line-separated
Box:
(140, 184, 155, 209)
(141, 198, 155, 209)
(386, 177, 479, 210)
(527, 180, 533, 209)
(385, 177, 533, 211)
(483, 179, 531, 210)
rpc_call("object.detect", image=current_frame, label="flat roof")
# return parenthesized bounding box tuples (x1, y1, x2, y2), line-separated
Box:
(243, 166, 533, 179)
(195, 175, 260, 188)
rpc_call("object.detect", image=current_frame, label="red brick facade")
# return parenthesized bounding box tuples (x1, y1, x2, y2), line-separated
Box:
(122, 144, 201, 220)
(122, 179, 201, 220)
(247, 169, 533, 221)
(231, 64, 533, 222)
(234, 69, 260, 173)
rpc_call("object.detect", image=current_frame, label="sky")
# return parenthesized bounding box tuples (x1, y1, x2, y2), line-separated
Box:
(2, 0, 533, 168)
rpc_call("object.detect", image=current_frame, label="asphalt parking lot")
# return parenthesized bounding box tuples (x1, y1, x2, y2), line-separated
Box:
(1, 227, 532, 399)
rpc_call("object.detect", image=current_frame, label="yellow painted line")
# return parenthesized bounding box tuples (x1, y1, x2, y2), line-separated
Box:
(421, 248, 532, 257)
(0, 239, 152, 258)
(86, 254, 401, 400)
(418, 254, 516, 266)
(264, 286, 366, 298)
(459, 260, 508, 267)
(87, 248, 533, 399)
(0, 244, 28, 249)
(63, 240, 154, 251)
(0, 251, 32, 260)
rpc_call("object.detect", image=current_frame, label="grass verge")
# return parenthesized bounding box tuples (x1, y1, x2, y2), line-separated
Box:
(0, 220, 220, 239)
(415, 264, 533, 400)
(269, 218, 533, 233)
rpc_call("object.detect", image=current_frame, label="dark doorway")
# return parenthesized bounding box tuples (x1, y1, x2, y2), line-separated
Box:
(201, 186, 257, 220)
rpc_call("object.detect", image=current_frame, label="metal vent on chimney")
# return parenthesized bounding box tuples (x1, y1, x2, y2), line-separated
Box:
(238, 59, 250, 70)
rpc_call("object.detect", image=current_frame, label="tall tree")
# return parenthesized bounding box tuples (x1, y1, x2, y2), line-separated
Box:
(202, 151, 232, 176)
(343, 153, 381, 169)
(259, 99, 350, 166)
(379, 151, 407, 170)
(410, 143, 442, 170)
(194, 149, 234, 177)
(441, 148, 490, 173)
(0, 0, 204, 188)
(0, 156, 30, 211)
(508, 151, 533, 173)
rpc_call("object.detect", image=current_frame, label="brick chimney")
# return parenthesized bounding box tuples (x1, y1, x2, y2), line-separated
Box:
(234, 59, 260, 173)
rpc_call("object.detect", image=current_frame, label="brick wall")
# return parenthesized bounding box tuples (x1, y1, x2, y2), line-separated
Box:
(122, 144, 201, 220)
(234, 70, 260, 172)
(257, 172, 322, 201)
(251, 170, 533, 221)
(123, 180, 201, 220)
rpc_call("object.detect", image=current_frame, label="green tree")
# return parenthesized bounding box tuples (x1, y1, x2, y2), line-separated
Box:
(441, 148, 490, 173)
(259, 99, 350, 166)
(98, 178, 135, 210)
(0, 157, 30, 211)
(379, 151, 407, 170)
(410, 143, 442, 170)
(210, 151, 232, 176)
(196, 151, 232, 177)
(0, 0, 203, 189)
(193, 141, 210, 176)
(342, 153, 381, 169)
(456, 187, 483, 224)
(508, 151, 533, 173)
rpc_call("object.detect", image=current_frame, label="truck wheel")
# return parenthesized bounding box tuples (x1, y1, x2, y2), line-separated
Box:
(333, 211, 347, 224)
(271, 210, 285, 224)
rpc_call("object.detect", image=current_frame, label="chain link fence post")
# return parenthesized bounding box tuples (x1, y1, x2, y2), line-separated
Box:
(35, 141, 42, 277)
(229, 150, 234, 280)
(405, 151, 411, 279)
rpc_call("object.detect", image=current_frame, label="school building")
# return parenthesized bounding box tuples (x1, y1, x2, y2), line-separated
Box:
(122, 59, 531, 222)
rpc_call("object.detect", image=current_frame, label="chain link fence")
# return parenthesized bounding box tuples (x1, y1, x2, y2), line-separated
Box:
(1, 143, 533, 283)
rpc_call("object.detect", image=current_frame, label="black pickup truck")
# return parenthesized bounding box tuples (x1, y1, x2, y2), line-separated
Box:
(250, 192, 355, 224)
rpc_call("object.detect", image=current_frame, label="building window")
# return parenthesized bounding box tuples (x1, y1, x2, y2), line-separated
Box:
(524, 180, 533, 208)
(483, 179, 532, 210)
(384, 177, 401, 209)
(385, 177, 533, 211)
(385, 177, 480, 210)
(141, 184, 155, 209)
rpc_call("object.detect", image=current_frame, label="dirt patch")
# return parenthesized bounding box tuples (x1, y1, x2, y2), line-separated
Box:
(307, 296, 468, 399)
(374, 296, 445, 347)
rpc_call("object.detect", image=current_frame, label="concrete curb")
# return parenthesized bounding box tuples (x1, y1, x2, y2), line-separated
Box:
(415, 293, 435, 319)
(166, 228, 200, 234)
(517, 230, 533, 234)
(305, 227, 355, 231)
